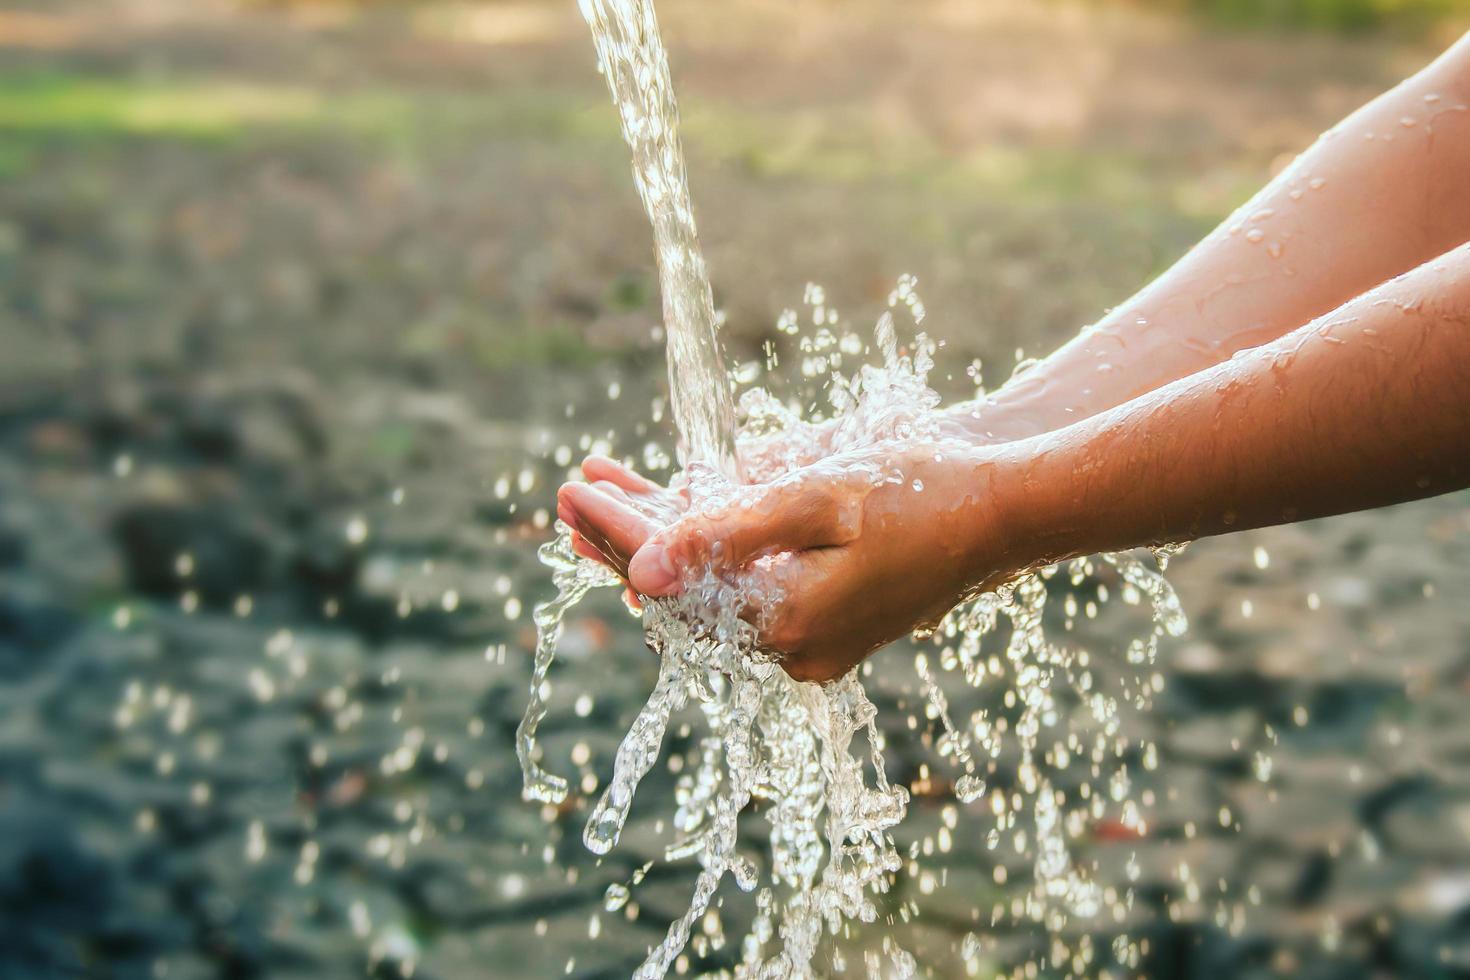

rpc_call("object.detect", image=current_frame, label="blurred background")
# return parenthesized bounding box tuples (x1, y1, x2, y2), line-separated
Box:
(3, 0, 1470, 977)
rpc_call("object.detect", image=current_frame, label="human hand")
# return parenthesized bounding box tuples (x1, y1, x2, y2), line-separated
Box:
(554, 418, 844, 580)
(553, 456, 686, 611)
(559, 442, 1025, 682)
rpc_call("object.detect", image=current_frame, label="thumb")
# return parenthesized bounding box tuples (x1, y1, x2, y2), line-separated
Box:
(628, 480, 852, 597)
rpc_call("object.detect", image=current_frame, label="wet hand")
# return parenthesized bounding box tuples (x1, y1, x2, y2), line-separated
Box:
(556, 456, 686, 608)
(561, 444, 1023, 683)
(553, 419, 843, 579)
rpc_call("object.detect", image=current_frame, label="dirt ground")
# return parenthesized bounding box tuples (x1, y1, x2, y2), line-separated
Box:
(2, 1, 1470, 978)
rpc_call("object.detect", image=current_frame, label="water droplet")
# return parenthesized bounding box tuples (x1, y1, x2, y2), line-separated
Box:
(345, 516, 369, 545)
(604, 883, 631, 911)
(955, 774, 985, 802)
(245, 820, 267, 862)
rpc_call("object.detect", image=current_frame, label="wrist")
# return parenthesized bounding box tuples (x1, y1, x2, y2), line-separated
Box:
(947, 442, 1040, 586)
(971, 435, 1092, 580)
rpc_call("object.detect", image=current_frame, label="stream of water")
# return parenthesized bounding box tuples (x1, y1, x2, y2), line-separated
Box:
(574, 0, 739, 479)
(517, 1, 1191, 976)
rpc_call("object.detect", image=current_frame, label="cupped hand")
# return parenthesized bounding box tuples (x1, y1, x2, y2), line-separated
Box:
(560, 443, 1026, 683)
(553, 418, 841, 580)
(555, 456, 686, 608)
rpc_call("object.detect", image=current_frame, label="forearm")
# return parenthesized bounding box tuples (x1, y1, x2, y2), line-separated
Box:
(995, 241, 1470, 569)
(958, 32, 1470, 443)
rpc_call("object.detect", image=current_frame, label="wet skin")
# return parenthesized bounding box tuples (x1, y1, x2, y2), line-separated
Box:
(560, 443, 1018, 682)
(560, 35, 1470, 684)
(958, 30, 1470, 445)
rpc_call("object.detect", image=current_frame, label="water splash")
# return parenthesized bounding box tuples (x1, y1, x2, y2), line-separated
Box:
(518, 290, 1190, 975)
(514, 2, 1193, 975)
(515, 531, 620, 805)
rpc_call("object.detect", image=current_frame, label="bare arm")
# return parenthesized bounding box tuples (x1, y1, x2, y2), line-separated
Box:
(999, 241, 1470, 568)
(559, 43, 1470, 684)
(956, 32, 1470, 443)
(565, 241, 1470, 683)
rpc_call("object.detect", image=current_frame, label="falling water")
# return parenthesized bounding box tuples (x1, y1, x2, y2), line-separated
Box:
(576, 0, 739, 478)
(517, 2, 1193, 977)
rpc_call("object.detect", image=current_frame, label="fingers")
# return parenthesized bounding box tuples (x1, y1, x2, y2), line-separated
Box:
(581, 456, 686, 524)
(581, 455, 663, 495)
(557, 456, 681, 579)
(568, 531, 644, 611)
(569, 531, 603, 563)
(628, 481, 850, 597)
(558, 482, 659, 578)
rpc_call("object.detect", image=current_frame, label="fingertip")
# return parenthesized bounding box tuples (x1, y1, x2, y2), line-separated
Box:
(629, 541, 679, 597)
(583, 454, 660, 493)
(560, 481, 626, 534)
(556, 494, 581, 532)
(558, 480, 596, 510)
(557, 483, 587, 524)
(579, 454, 615, 479)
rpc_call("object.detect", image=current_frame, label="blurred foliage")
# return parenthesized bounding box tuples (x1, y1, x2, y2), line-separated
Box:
(0, 72, 319, 139)
(1124, 0, 1469, 34)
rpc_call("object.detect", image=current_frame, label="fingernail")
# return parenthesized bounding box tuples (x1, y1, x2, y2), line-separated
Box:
(630, 544, 679, 596)
(556, 501, 580, 532)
